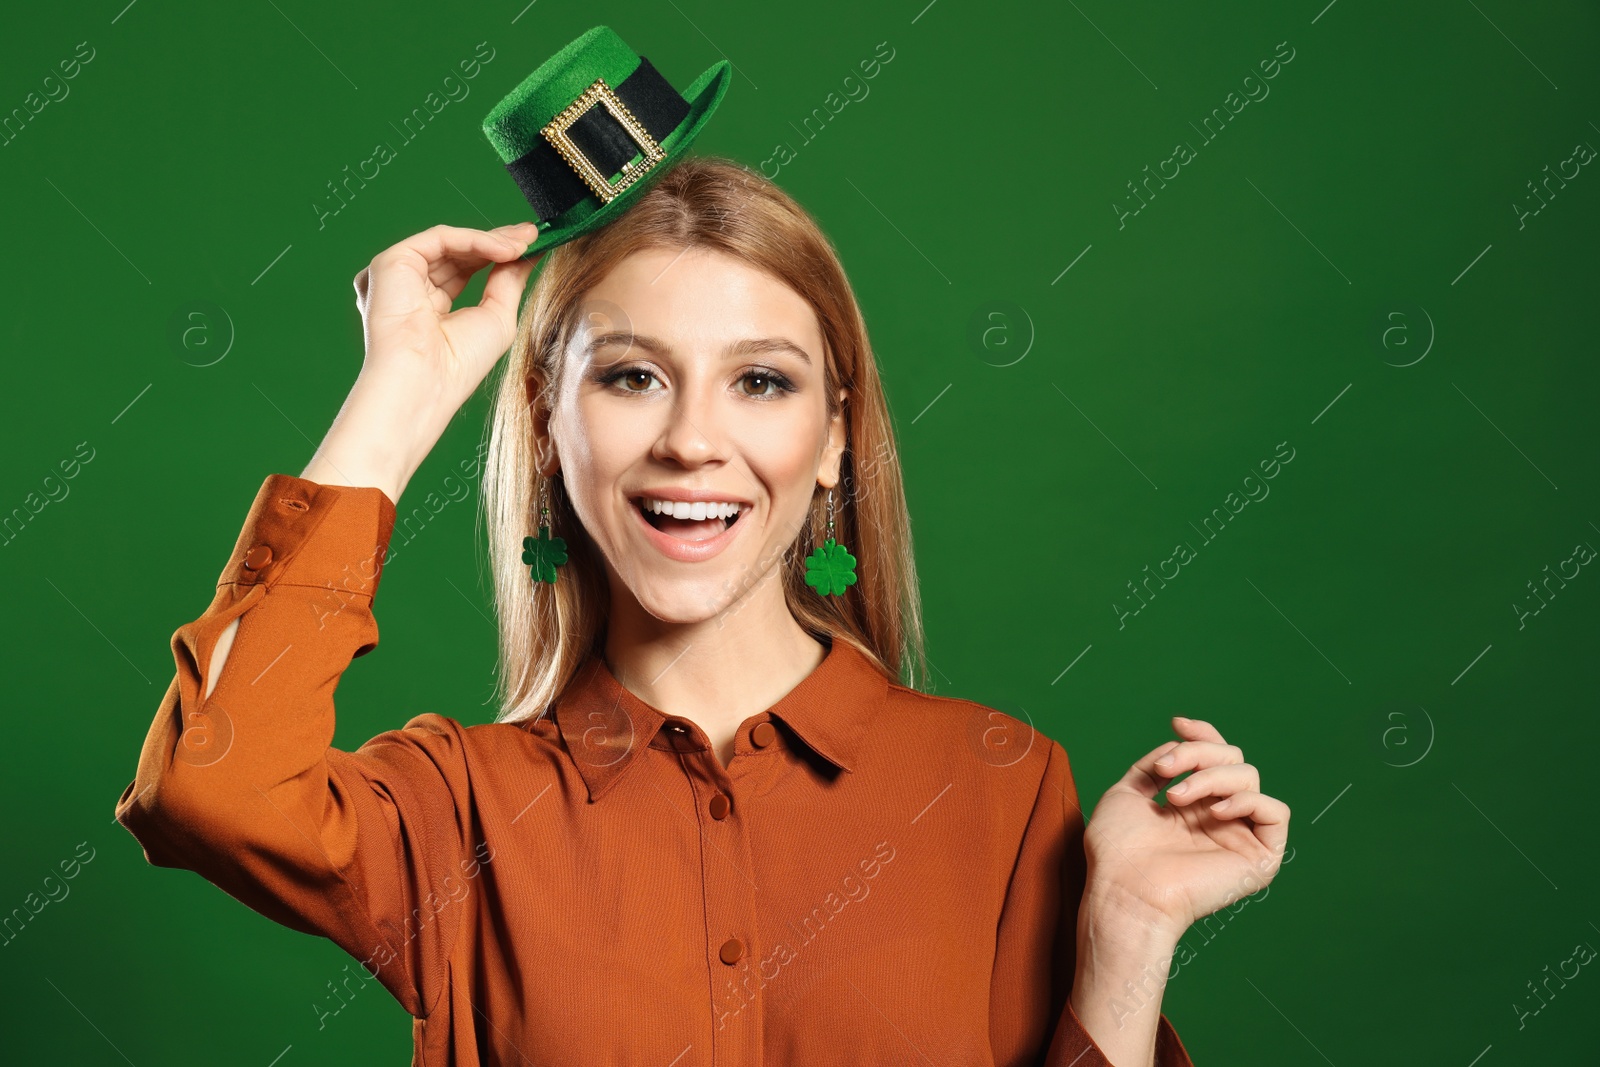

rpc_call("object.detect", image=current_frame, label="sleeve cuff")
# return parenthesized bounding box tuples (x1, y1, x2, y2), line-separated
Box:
(1051, 997, 1195, 1066)
(217, 474, 399, 606)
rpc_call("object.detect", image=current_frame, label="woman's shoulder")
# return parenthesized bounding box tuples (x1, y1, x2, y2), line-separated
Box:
(361, 709, 560, 743)
(865, 677, 1064, 794)
(350, 710, 568, 778)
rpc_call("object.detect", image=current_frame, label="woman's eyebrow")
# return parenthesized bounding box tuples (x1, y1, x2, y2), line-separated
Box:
(728, 336, 813, 366)
(584, 331, 814, 366)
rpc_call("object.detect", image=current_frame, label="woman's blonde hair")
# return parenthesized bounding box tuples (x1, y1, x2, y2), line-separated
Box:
(481, 156, 927, 724)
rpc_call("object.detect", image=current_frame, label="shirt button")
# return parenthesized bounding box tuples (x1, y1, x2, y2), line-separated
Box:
(243, 544, 274, 570)
(751, 721, 777, 748)
(709, 793, 730, 820)
(719, 937, 743, 965)
(666, 722, 687, 734)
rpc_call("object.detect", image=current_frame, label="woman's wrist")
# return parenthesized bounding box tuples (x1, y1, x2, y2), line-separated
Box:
(300, 432, 411, 506)
(1080, 877, 1188, 949)
(1068, 890, 1183, 1064)
(1075, 889, 1182, 976)
(301, 368, 454, 505)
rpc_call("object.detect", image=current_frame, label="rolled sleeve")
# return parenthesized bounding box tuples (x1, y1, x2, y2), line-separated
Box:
(113, 474, 475, 1020)
(991, 738, 1194, 1067)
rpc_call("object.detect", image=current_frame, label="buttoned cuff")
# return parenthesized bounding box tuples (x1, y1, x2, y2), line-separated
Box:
(1050, 997, 1194, 1066)
(218, 474, 399, 608)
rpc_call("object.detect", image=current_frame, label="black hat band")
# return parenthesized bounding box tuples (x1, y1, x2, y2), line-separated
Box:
(506, 57, 690, 224)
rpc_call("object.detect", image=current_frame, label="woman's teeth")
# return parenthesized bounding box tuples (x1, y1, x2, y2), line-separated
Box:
(640, 498, 742, 521)
(637, 497, 744, 542)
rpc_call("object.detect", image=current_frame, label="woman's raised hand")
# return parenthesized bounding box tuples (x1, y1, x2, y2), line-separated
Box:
(303, 222, 544, 504)
(1078, 716, 1291, 944)
(353, 222, 542, 415)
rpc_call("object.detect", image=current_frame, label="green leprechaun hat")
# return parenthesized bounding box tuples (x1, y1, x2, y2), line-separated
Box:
(481, 26, 731, 255)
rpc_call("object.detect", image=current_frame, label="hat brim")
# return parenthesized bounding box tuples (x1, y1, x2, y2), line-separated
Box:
(520, 58, 732, 257)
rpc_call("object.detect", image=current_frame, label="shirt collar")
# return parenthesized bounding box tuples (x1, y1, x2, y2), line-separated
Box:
(550, 637, 890, 802)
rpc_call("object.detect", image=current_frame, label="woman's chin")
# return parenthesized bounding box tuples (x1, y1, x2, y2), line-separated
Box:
(627, 580, 742, 626)
(600, 509, 785, 627)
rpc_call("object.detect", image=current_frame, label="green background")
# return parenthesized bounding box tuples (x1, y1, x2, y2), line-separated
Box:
(3, 0, 1597, 1062)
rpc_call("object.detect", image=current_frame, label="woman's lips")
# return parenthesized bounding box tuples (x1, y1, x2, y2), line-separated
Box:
(631, 500, 746, 563)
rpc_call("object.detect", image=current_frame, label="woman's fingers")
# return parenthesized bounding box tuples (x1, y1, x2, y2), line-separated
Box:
(477, 252, 542, 323)
(355, 222, 538, 328)
(1164, 762, 1261, 804)
(1117, 718, 1238, 797)
(1205, 789, 1292, 856)
(360, 223, 535, 306)
(1153, 739, 1244, 779)
(397, 222, 536, 270)
(434, 253, 542, 376)
(423, 224, 538, 301)
(426, 228, 533, 287)
(1171, 715, 1226, 745)
(1116, 739, 1182, 797)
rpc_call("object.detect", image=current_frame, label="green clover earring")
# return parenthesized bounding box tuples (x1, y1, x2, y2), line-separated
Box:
(804, 485, 857, 598)
(523, 478, 568, 585)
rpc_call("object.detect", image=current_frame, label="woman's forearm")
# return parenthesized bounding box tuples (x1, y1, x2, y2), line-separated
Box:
(300, 368, 450, 507)
(1068, 889, 1183, 1066)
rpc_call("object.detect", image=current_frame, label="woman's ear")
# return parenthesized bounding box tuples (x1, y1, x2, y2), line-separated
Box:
(529, 386, 561, 477)
(816, 387, 850, 488)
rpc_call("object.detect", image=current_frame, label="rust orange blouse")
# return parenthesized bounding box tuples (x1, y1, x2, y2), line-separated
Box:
(114, 474, 1193, 1066)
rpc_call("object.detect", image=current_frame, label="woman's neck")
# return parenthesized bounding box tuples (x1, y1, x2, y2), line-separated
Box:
(602, 577, 827, 764)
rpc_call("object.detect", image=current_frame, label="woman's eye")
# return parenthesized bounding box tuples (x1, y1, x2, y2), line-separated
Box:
(602, 368, 659, 393)
(739, 371, 794, 398)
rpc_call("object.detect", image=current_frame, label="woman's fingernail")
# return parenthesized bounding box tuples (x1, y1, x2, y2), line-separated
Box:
(1168, 781, 1189, 795)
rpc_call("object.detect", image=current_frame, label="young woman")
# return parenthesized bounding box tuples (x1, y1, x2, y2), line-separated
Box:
(116, 158, 1288, 1066)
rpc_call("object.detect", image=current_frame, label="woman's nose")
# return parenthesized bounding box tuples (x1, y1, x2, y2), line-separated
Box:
(651, 388, 726, 466)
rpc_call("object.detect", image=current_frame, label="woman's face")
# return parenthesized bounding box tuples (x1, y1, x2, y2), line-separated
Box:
(541, 245, 847, 624)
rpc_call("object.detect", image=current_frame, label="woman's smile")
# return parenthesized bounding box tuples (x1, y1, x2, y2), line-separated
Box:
(628, 488, 753, 562)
